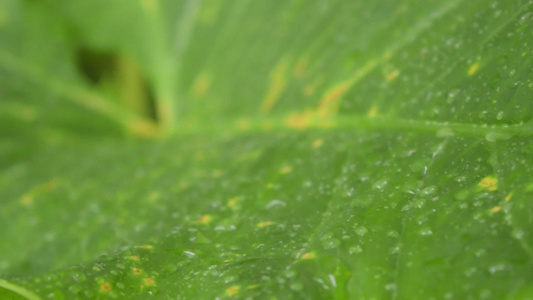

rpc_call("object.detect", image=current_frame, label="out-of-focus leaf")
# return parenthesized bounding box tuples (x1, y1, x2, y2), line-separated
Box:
(0, 0, 532, 299)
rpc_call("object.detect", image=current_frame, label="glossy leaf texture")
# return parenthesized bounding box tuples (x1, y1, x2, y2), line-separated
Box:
(0, 0, 532, 299)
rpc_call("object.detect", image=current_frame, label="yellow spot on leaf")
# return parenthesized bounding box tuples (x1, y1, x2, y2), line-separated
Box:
(280, 166, 293, 174)
(266, 183, 275, 189)
(247, 284, 259, 289)
(228, 197, 239, 207)
(226, 285, 240, 297)
(136, 245, 154, 250)
(100, 282, 112, 293)
(301, 252, 316, 260)
(130, 255, 140, 261)
(236, 118, 252, 130)
(140, 0, 158, 12)
(468, 62, 480, 75)
(19, 179, 58, 207)
(285, 110, 314, 130)
(261, 59, 289, 114)
(197, 215, 212, 224)
(312, 139, 323, 148)
(317, 81, 351, 117)
(144, 277, 155, 286)
(505, 193, 513, 202)
(479, 176, 498, 191)
(212, 169, 222, 177)
(491, 206, 502, 213)
(257, 221, 274, 228)
(368, 106, 377, 118)
(128, 118, 159, 138)
(133, 268, 143, 275)
(191, 72, 211, 99)
(19, 194, 34, 206)
(179, 182, 189, 190)
(385, 70, 400, 82)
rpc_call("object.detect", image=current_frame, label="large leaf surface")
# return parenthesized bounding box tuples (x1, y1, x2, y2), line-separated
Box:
(0, 0, 532, 299)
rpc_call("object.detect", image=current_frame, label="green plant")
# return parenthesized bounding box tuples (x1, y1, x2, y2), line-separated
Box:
(0, 0, 532, 299)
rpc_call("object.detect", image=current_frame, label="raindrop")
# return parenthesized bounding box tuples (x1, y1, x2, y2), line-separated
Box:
(266, 200, 287, 209)
(419, 226, 433, 236)
(496, 111, 504, 120)
(355, 226, 368, 237)
(290, 282, 303, 291)
(420, 186, 437, 195)
(373, 179, 388, 190)
(349, 245, 363, 254)
(183, 251, 196, 258)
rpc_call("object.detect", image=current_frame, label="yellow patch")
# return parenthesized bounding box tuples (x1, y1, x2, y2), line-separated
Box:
(133, 268, 143, 275)
(128, 118, 160, 138)
(261, 59, 289, 114)
(285, 110, 314, 130)
(129, 255, 140, 261)
(301, 252, 316, 260)
(136, 245, 154, 250)
(236, 118, 252, 130)
(280, 166, 293, 174)
(212, 169, 222, 177)
(226, 285, 240, 297)
(19, 179, 58, 207)
(257, 221, 274, 228)
(317, 81, 351, 117)
(266, 183, 274, 189)
(191, 72, 211, 99)
(100, 282, 112, 293)
(368, 106, 377, 118)
(197, 215, 212, 224)
(479, 176, 498, 191)
(468, 62, 480, 75)
(385, 70, 400, 82)
(312, 139, 323, 148)
(505, 193, 513, 202)
(247, 284, 259, 289)
(144, 277, 155, 286)
(19, 194, 34, 206)
(228, 197, 239, 207)
(140, 0, 158, 12)
(491, 206, 502, 213)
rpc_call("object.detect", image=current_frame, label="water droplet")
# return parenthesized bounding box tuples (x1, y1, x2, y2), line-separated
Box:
(355, 226, 368, 237)
(420, 186, 437, 195)
(496, 111, 504, 120)
(485, 132, 511, 142)
(419, 226, 433, 236)
(373, 179, 388, 190)
(284, 269, 298, 278)
(489, 264, 505, 274)
(290, 282, 303, 291)
(512, 228, 524, 239)
(266, 200, 287, 209)
(387, 230, 400, 238)
(183, 250, 196, 258)
(349, 245, 363, 254)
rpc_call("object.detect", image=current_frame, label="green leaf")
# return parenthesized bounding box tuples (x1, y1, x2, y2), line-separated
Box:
(0, 0, 532, 299)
